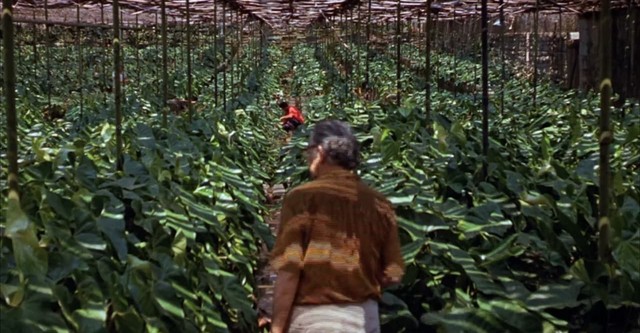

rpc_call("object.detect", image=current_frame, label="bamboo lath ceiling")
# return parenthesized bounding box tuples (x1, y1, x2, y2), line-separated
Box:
(2, 0, 638, 31)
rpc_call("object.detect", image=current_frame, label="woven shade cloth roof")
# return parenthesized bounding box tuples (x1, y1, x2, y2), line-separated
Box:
(3, 0, 638, 31)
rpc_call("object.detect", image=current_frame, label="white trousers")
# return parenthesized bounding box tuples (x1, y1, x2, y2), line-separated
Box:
(288, 299, 380, 333)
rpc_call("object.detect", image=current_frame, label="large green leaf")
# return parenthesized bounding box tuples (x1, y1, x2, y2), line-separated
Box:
(525, 279, 583, 311)
(421, 308, 505, 332)
(478, 299, 542, 332)
(5, 196, 48, 278)
(613, 232, 640, 282)
(97, 203, 128, 261)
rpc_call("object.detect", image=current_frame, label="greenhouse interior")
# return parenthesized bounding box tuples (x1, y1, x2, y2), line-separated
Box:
(1, 0, 639, 332)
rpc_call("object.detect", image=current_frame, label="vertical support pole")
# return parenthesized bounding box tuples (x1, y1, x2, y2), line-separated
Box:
(260, 20, 265, 57)
(222, 3, 227, 112)
(356, 6, 361, 85)
(433, 12, 439, 80)
(626, 0, 635, 107)
(481, 0, 489, 179)
(365, 0, 371, 88)
(407, 17, 412, 48)
(347, 10, 352, 102)
(235, 13, 240, 98)
(174, 18, 180, 76)
(101, 3, 107, 95)
(3, 0, 19, 200)
(120, 10, 125, 99)
(472, 5, 478, 104)
(342, 10, 348, 104)
(161, 0, 169, 127)
(77, 5, 84, 119)
(229, 9, 234, 101)
(214, 0, 219, 108)
(453, 10, 458, 98)
(45, 0, 51, 106)
(499, 0, 505, 116)
(238, 13, 242, 96)
(425, 0, 433, 130)
(32, 10, 37, 77)
(136, 15, 140, 85)
(396, 0, 402, 107)
(186, 0, 193, 120)
(237, 12, 241, 97)
(113, 0, 123, 171)
(533, 0, 539, 111)
(598, 0, 613, 263)
(559, 8, 564, 86)
(155, 12, 159, 99)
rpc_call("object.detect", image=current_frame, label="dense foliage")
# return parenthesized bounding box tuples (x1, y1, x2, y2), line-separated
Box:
(278, 42, 640, 332)
(1, 25, 639, 333)
(1, 30, 285, 332)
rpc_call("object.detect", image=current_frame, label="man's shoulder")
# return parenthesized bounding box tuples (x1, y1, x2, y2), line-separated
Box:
(287, 178, 387, 201)
(286, 179, 330, 195)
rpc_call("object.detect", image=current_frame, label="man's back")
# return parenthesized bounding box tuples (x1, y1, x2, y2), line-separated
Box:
(271, 169, 405, 305)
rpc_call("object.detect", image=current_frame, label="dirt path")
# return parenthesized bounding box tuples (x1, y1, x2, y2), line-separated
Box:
(256, 183, 286, 331)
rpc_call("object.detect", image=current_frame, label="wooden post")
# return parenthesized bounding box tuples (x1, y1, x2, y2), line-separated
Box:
(454, 11, 458, 98)
(187, 0, 193, 120)
(631, 5, 637, 100)
(229, 9, 235, 102)
(113, 0, 123, 171)
(161, 0, 169, 127)
(32, 10, 37, 77)
(626, 0, 635, 106)
(45, 0, 51, 106)
(342, 11, 347, 98)
(77, 5, 84, 118)
(101, 3, 107, 96)
(533, 1, 539, 112)
(598, 0, 613, 263)
(481, 0, 489, 178)
(214, 0, 219, 108)
(3, 0, 19, 199)
(396, 0, 402, 107)
(365, 0, 371, 88)
(175, 18, 180, 77)
(136, 15, 140, 85)
(347, 9, 352, 102)
(222, 3, 227, 112)
(499, 0, 505, 116)
(238, 13, 242, 97)
(120, 10, 125, 98)
(356, 6, 361, 86)
(425, 0, 433, 130)
(155, 12, 160, 100)
(559, 8, 564, 86)
(474, 4, 479, 104)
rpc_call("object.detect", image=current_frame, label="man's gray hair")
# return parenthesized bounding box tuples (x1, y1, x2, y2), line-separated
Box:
(309, 120, 360, 170)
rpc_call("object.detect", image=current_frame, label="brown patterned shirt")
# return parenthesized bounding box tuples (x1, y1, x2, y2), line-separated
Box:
(270, 169, 405, 305)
